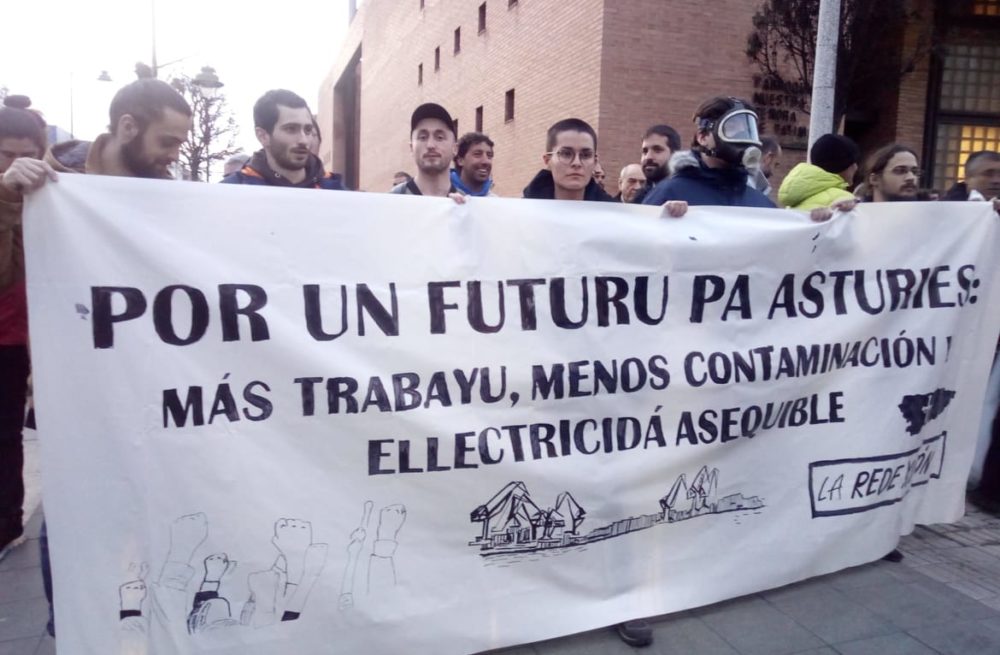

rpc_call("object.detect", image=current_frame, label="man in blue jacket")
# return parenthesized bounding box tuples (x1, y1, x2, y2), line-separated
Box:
(643, 96, 774, 208)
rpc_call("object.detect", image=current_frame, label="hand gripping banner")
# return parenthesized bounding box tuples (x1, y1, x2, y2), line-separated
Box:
(23, 176, 1000, 654)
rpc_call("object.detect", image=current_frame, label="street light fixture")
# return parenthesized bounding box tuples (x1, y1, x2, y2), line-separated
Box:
(193, 67, 224, 98)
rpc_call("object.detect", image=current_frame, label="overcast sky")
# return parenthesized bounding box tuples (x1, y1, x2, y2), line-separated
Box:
(0, 0, 350, 155)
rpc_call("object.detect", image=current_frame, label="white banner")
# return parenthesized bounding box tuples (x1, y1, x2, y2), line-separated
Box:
(24, 176, 1000, 655)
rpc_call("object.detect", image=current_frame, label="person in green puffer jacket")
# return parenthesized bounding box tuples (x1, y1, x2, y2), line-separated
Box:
(778, 134, 861, 210)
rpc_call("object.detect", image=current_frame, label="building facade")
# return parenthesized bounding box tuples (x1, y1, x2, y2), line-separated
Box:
(318, 0, 1000, 198)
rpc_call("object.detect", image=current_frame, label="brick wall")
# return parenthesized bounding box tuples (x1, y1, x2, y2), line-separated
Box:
(892, 0, 935, 159)
(317, 6, 365, 173)
(319, 0, 775, 196)
(317, 0, 943, 200)
(322, 0, 606, 195)
(596, 0, 761, 195)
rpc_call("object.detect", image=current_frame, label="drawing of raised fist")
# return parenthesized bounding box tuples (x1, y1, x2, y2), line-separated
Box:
(119, 579, 147, 613)
(368, 504, 407, 593)
(202, 553, 235, 584)
(119, 561, 150, 636)
(377, 505, 406, 540)
(168, 513, 209, 564)
(374, 505, 406, 556)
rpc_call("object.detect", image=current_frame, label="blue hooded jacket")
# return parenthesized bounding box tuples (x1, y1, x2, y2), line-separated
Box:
(642, 150, 775, 208)
(450, 169, 494, 196)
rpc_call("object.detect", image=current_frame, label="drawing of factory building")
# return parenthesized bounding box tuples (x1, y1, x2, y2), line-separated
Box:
(469, 482, 585, 549)
(469, 471, 763, 557)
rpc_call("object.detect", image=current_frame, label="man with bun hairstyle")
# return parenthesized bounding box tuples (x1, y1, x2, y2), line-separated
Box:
(0, 78, 193, 635)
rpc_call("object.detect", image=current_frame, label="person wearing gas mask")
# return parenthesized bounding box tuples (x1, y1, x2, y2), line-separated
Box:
(642, 96, 775, 208)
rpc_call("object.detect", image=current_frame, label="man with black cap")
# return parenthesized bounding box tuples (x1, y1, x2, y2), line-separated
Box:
(778, 134, 860, 210)
(642, 97, 774, 208)
(393, 103, 458, 197)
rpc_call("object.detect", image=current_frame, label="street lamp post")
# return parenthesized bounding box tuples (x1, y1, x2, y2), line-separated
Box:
(137, 0, 225, 95)
(808, 0, 842, 148)
(139, 0, 188, 79)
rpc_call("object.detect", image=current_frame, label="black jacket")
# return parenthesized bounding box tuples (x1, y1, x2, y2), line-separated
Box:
(631, 182, 657, 204)
(942, 182, 970, 201)
(522, 170, 616, 202)
(222, 150, 345, 189)
(642, 151, 775, 208)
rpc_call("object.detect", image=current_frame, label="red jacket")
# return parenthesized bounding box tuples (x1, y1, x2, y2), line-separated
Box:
(0, 194, 26, 345)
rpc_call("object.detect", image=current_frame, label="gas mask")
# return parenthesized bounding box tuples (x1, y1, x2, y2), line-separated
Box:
(697, 101, 763, 168)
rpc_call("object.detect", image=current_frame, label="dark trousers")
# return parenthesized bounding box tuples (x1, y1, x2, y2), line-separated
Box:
(0, 344, 29, 537)
(40, 520, 54, 635)
(980, 405, 1000, 501)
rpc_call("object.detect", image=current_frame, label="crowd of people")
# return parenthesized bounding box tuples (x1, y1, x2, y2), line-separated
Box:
(1, 77, 999, 648)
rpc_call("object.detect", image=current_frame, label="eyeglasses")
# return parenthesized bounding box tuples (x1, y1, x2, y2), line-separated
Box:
(548, 148, 596, 165)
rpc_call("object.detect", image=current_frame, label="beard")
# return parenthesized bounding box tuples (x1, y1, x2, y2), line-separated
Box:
(121, 136, 171, 179)
(272, 145, 309, 172)
(883, 188, 918, 202)
(643, 162, 668, 184)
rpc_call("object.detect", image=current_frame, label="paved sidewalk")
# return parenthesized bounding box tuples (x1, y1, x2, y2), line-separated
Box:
(4, 485, 1000, 654)
(508, 505, 1000, 655)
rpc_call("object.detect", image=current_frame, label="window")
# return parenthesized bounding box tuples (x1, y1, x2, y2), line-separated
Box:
(938, 45, 1000, 115)
(505, 89, 515, 122)
(478, 3, 487, 33)
(475, 106, 483, 132)
(930, 44, 1000, 190)
(454, 27, 461, 54)
(973, 0, 1000, 16)
(435, 46, 441, 71)
(418, 63, 423, 85)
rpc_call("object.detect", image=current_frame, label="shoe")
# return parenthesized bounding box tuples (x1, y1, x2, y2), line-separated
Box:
(882, 549, 904, 563)
(968, 490, 1000, 516)
(615, 619, 653, 647)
